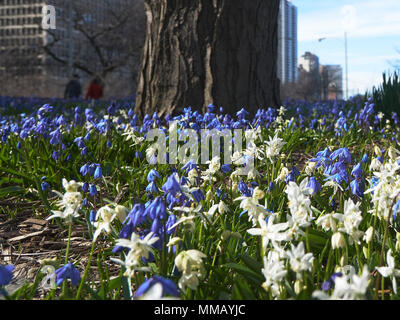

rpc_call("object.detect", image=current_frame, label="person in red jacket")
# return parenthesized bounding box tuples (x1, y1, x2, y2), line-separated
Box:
(85, 76, 103, 100)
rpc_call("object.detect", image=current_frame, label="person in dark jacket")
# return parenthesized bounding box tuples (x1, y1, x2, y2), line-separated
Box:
(64, 74, 82, 99)
(85, 76, 103, 100)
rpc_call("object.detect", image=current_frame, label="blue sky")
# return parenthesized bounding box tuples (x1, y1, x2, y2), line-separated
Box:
(290, 0, 400, 96)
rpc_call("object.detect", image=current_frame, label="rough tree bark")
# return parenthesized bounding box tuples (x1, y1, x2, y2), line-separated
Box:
(135, 0, 281, 118)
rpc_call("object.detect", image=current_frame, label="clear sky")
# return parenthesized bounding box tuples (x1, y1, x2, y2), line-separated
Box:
(290, 0, 400, 97)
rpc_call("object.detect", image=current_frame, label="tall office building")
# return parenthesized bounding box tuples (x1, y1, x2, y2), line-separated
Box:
(0, 0, 135, 97)
(298, 51, 320, 73)
(320, 64, 343, 100)
(298, 51, 321, 100)
(277, 0, 298, 84)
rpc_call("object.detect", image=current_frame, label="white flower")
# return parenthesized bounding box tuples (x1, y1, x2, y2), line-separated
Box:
(175, 249, 206, 274)
(47, 183, 83, 223)
(261, 250, 287, 297)
(316, 213, 337, 232)
(313, 265, 370, 300)
(122, 124, 145, 146)
(58, 191, 83, 211)
(115, 205, 129, 223)
(275, 166, 289, 183)
(252, 187, 265, 200)
(304, 161, 317, 176)
(363, 226, 374, 243)
(369, 158, 383, 171)
(235, 196, 269, 226)
(285, 242, 314, 276)
(376, 249, 400, 294)
(265, 134, 286, 161)
(323, 180, 344, 194)
(175, 250, 206, 291)
(331, 232, 346, 249)
(46, 207, 80, 223)
(62, 178, 81, 192)
(247, 215, 289, 251)
(112, 232, 159, 278)
(335, 199, 363, 244)
(92, 206, 117, 242)
(285, 181, 314, 227)
(218, 200, 229, 214)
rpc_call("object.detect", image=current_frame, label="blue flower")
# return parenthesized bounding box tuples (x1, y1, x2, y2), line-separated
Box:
(80, 163, 90, 176)
(134, 276, 179, 298)
(82, 182, 89, 193)
(93, 164, 102, 179)
(80, 147, 88, 156)
(361, 153, 369, 164)
(191, 188, 205, 203)
(236, 108, 249, 120)
(52, 151, 61, 161)
(221, 164, 232, 173)
(393, 199, 400, 221)
(0, 264, 14, 286)
(135, 151, 143, 159)
(269, 182, 275, 191)
(350, 178, 364, 198)
(330, 147, 351, 164)
(166, 214, 177, 235)
(307, 176, 321, 195)
(151, 218, 161, 235)
(237, 181, 251, 197)
(162, 174, 181, 196)
(41, 181, 50, 191)
(147, 169, 161, 182)
(144, 197, 167, 220)
(74, 136, 85, 149)
(181, 160, 198, 173)
(351, 162, 363, 178)
(89, 184, 97, 196)
(90, 210, 96, 223)
(146, 181, 158, 194)
(324, 173, 345, 185)
(55, 263, 81, 286)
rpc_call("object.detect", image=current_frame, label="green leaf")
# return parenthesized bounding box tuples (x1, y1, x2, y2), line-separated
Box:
(241, 254, 263, 274)
(0, 185, 25, 197)
(225, 263, 264, 286)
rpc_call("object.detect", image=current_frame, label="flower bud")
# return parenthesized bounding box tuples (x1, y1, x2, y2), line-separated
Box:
(340, 255, 346, 267)
(231, 232, 242, 240)
(221, 230, 231, 241)
(167, 237, 182, 247)
(374, 146, 382, 157)
(294, 280, 303, 295)
(364, 226, 374, 243)
(115, 205, 128, 223)
(218, 200, 228, 214)
(232, 182, 238, 192)
(363, 246, 368, 259)
(388, 146, 399, 161)
(206, 189, 213, 202)
(331, 232, 346, 250)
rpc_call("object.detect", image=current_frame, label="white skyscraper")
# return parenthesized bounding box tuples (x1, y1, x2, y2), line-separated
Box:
(277, 0, 298, 84)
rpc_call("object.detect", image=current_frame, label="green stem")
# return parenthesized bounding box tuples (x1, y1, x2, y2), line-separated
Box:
(62, 223, 72, 296)
(75, 240, 96, 300)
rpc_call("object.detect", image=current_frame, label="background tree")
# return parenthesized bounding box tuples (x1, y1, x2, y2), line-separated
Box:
(42, 0, 145, 96)
(135, 0, 281, 118)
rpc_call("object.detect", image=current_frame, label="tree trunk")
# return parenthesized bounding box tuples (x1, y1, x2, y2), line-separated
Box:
(135, 0, 281, 118)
